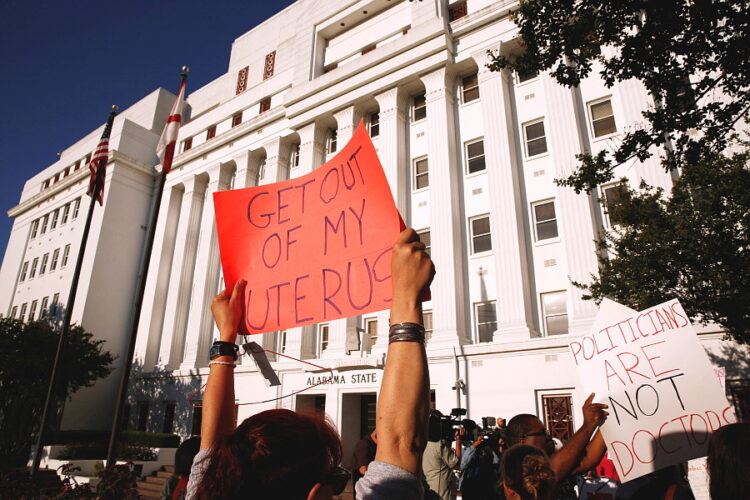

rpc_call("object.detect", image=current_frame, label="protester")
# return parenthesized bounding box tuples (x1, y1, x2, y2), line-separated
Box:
(423, 410, 460, 500)
(185, 228, 434, 500)
(707, 422, 750, 500)
(459, 430, 501, 499)
(162, 436, 201, 500)
(615, 464, 694, 500)
(576, 468, 617, 500)
(501, 444, 556, 500)
(352, 430, 377, 498)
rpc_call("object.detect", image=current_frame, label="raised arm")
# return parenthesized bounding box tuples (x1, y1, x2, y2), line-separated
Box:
(200, 279, 246, 450)
(549, 393, 607, 480)
(571, 430, 606, 475)
(374, 228, 435, 475)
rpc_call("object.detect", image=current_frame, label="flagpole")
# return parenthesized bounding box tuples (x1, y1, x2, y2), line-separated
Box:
(31, 106, 119, 479)
(105, 68, 188, 467)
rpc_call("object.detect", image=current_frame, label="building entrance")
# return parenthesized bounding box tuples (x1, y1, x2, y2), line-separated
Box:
(341, 392, 376, 468)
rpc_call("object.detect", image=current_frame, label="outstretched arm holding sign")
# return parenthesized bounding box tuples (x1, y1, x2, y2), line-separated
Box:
(550, 394, 608, 480)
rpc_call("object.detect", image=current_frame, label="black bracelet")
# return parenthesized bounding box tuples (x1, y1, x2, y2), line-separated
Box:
(388, 332, 426, 344)
(388, 322, 425, 335)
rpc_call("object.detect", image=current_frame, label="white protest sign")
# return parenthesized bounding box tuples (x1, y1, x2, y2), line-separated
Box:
(569, 298, 735, 482)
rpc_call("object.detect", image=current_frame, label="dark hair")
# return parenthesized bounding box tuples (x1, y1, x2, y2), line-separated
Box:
(175, 436, 201, 477)
(193, 408, 342, 500)
(506, 414, 540, 447)
(501, 444, 555, 500)
(708, 423, 750, 500)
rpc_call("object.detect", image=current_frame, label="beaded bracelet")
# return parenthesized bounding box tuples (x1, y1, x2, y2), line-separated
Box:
(208, 360, 236, 368)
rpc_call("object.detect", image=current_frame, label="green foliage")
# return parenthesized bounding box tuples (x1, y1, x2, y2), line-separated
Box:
(57, 444, 157, 461)
(576, 151, 750, 343)
(0, 319, 114, 468)
(46, 429, 180, 448)
(95, 463, 139, 500)
(488, 0, 750, 193)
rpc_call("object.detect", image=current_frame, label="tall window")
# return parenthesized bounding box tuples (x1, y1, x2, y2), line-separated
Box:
(40, 296, 49, 319)
(462, 73, 480, 103)
(61, 244, 71, 267)
(466, 140, 486, 173)
(417, 229, 431, 254)
(50, 209, 59, 230)
(163, 402, 176, 434)
(517, 68, 539, 83)
(327, 129, 338, 154)
(589, 99, 617, 137)
(277, 330, 288, 354)
(30, 220, 38, 239)
(290, 144, 300, 169)
(19, 303, 28, 322)
(365, 318, 378, 351)
(29, 300, 38, 321)
(541, 292, 568, 335)
(40, 215, 49, 234)
(423, 311, 433, 341)
(191, 404, 203, 436)
(10, 306, 17, 319)
(470, 215, 492, 254)
(602, 183, 627, 227)
(413, 93, 427, 121)
(40, 254, 49, 275)
(61, 204, 70, 225)
(319, 324, 330, 355)
(369, 112, 380, 138)
(231, 112, 242, 127)
(259, 97, 272, 114)
(50, 249, 60, 271)
(206, 125, 216, 140)
(475, 301, 497, 343)
(72, 198, 81, 219)
(414, 158, 429, 190)
(30, 258, 39, 279)
(137, 402, 149, 432)
(532, 201, 559, 241)
(19, 262, 28, 282)
(183, 137, 193, 152)
(51, 293, 60, 318)
(524, 121, 548, 157)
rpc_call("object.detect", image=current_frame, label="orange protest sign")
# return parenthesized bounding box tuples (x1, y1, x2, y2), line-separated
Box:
(214, 122, 404, 335)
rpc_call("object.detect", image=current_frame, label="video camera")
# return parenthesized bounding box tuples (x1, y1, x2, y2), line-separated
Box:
(428, 408, 467, 442)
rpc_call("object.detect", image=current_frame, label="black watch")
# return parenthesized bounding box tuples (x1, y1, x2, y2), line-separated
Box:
(209, 341, 239, 361)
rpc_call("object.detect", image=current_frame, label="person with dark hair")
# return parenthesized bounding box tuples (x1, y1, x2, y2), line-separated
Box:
(459, 427, 501, 500)
(707, 422, 750, 500)
(501, 444, 555, 500)
(352, 430, 377, 498)
(185, 228, 434, 500)
(423, 410, 460, 500)
(162, 436, 201, 500)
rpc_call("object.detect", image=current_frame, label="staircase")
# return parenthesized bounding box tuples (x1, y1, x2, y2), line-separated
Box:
(136, 465, 174, 499)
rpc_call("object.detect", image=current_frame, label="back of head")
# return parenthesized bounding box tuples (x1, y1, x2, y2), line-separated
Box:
(506, 414, 540, 448)
(501, 444, 555, 500)
(194, 408, 342, 500)
(175, 436, 201, 477)
(708, 423, 750, 500)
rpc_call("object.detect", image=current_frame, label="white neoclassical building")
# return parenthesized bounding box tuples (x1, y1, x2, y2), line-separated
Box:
(2, 0, 746, 469)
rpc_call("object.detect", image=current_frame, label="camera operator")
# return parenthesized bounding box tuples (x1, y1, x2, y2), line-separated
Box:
(459, 420, 501, 499)
(422, 410, 460, 500)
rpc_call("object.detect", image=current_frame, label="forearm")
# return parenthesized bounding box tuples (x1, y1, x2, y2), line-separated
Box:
(200, 356, 236, 450)
(571, 430, 606, 475)
(550, 422, 597, 480)
(375, 296, 429, 474)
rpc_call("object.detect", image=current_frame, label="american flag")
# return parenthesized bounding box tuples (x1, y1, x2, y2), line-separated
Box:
(156, 76, 186, 174)
(86, 113, 115, 205)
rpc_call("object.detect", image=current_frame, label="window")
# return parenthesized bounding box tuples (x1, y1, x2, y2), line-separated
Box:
(277, 330, 288, 354)
(413, 93, 427, 121)
(30, 258, 39, 279)
(163, 402, 176, 434)
(61, 204, 70, 225)
(462, 73, 480, 103)
(191, 403, 203, 436)
(602, 183, 627, 227)
(19, 262, 28, 282)
(84, 154, 91, 165)
(72, 198, 81, 219)
(369, 112, 380, 138)
(417, 229, 431, 254)
(470, 215, 492, 254)
(466, 140, 485, 173)
(475, 301, 497, 343)
(449, 0, 468, 21)
(319, 324, 330, 354)
(40, 254, 49, 275)
(414, 158, 429, 190)
(42, 180, 50, 190)
(327, 129, 337, 154)
(290, 144, 300, 169)
(206, 125, 216, 140)
(30, 220, 38, 239)
(263, 51, 276, 80)
(53, 173, 59, 183)
(182, 137, 193, 152)
(517, 68, 539, 83)
(533, 201, 559, 241)
(29, 300, 38, 321)
(40, 296, 49, 319)
(10, 306, 17, 319)
(63, 167, 70, 178)
(40, 215, 49, 234)
(61, 244, 71, 268)
(137, 402, 149, 432)
(50, 210, 59, 230)
(232, 112, 242, 127)
(423, 311, 433, 341)
(73, 160, 81, 171)
(50, 293, 60, 318)
(50, 249, 60, 271)
(542, 292, 568, 336)
(19, 303, 28, 322)
(542, 394, 574, 441)
(259, 97, 271, 114)
(365, 318, 378, 351)
(589, 99, 617, 137)
(524, 121, 548, 157)
(236, 66, 249, 95)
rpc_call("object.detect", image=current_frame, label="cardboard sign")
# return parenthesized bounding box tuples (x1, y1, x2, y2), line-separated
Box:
(569, 299, 735, 482)
(214, 122, 403, 335)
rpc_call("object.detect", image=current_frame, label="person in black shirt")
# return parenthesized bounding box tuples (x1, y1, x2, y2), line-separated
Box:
(352, 430, 377, 498)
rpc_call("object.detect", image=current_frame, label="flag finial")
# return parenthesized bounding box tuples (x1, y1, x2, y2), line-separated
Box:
(111, 105, 119, 112)
(182, 66, 190, 73)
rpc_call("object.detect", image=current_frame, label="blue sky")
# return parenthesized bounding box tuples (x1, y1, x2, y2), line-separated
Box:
(0, 0, 295, 259)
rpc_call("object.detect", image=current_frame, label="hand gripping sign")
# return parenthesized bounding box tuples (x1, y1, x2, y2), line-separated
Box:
(214, 122, 404, 335)
(569, 299, 736, 482)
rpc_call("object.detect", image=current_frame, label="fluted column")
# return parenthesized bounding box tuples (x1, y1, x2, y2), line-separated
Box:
(158, 175, 207, 368)
(421, 67, 468, 346)
(542, 74, 600, 335)
(372, 87, 408, 353)
(181, 165, 233, 369)
(473, 48, 536, 340)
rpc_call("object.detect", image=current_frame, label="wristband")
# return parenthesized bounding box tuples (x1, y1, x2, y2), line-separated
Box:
(388, 322, 426, 344)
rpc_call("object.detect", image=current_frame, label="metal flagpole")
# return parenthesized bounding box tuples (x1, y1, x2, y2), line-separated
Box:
(31, 106, 119, 479)
(105, 68, 188, 467)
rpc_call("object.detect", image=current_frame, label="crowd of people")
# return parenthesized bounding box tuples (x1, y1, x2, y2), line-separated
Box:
(181, 229, 748, 500)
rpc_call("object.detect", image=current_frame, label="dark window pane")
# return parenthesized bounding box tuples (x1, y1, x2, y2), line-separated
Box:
(473, 234, 492, 253)
(537, 220, 558, 240)
(527, 137, 548, 156)
(526, 122, 545, 140)
(472, 216, 490, 235)
(467, 141, 484, 157)
(468, 157, 486, 173)
(546, 315, 568, 335)
(517, 68, 539, 83)
(593, 116, 617, 137)
(534, 202, 555, 222)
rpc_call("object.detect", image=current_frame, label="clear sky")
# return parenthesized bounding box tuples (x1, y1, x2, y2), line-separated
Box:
(0, 0, 296, 260)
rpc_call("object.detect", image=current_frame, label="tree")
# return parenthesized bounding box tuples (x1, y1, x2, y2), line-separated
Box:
(577, 151, 750, 343)
(0, 319, 114, 468)
(488, 0, 749, 193)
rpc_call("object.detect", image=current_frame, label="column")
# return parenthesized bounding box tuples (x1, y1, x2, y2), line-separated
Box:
(261, 136, 291, 185)
(421, 67, 469, 346)
(373, 87, 408, 353)
(473, 47, 536, 340)
(542, 74, 600, 335)
(180, 165, 233, 370)
(158, 174, 207, 369)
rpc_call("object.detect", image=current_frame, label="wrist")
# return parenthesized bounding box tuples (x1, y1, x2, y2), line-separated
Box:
(390, 294, 422, 324)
